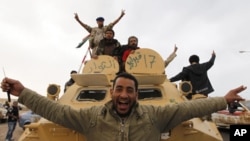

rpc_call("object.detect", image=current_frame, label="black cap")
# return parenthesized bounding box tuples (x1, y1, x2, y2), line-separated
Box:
(96, 17, 104, 21)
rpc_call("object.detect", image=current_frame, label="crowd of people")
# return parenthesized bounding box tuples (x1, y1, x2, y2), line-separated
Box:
(74, 10, 125, 56)
(73, 9, 216, 99)
(74, 10, 181, 75)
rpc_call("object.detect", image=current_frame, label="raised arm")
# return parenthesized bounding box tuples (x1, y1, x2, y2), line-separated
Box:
(112, 9, 125, 26)
(165, 44, 178, 68)
(212, 50, 215, 56)
(224, 85, 246, 103)
(1, 77, 24, 97)
(74, 13, 92, 33)
(1, 77, 90, 133)
(204, 50, 216, 70)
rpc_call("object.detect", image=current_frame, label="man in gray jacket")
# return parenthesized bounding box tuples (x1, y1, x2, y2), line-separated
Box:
(0, 72, 246, 141)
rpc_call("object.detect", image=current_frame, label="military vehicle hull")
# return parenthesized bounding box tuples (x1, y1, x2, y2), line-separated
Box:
(18, 48, 223, 141)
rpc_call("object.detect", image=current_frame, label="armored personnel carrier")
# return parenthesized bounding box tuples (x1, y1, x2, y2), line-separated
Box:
(18, 48, 223, 141)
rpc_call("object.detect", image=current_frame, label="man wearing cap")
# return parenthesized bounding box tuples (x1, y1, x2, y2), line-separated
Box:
(74, 10, 125, 56)
(169, 51, 216, 99)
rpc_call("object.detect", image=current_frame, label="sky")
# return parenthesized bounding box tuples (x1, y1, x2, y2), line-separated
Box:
(0, 0, 250, 100)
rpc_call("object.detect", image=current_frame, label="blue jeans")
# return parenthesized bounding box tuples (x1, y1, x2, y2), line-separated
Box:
(5, 121, 17, 140)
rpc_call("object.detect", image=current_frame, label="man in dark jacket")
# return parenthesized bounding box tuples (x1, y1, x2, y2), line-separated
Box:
(170, 51, 216, 99)
(5, 101, 19, 141)
(94, 29, 121, 58)
(64, 70, 77, 92)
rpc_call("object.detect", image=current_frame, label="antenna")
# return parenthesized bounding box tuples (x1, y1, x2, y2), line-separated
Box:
(2, 67, 11, 102)
(239, 51, 250, 53)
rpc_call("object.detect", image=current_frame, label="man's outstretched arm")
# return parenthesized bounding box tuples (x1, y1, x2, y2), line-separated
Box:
(112, 9, 125, 26)
(74, 13, 92, 33)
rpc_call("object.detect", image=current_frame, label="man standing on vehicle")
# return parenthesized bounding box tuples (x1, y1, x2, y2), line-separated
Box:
(74, 10, 125, 56)
(64, 70, 77, 92)
(169, 51, 216, 99)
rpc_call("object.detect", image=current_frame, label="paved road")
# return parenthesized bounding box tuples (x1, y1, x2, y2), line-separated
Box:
(0, 121, 23, 141)
(0, 109, 27, 141)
